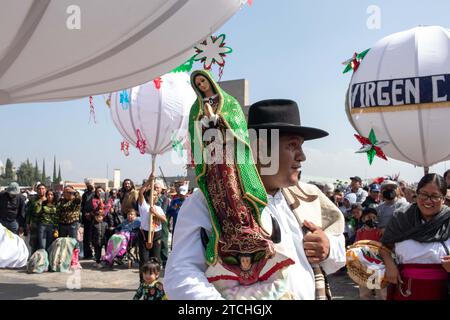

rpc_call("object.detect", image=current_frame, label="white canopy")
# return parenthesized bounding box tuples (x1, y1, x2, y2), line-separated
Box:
(0, 0, 243, 105)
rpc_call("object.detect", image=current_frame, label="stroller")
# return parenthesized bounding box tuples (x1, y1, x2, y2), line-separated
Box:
(102, 228, 140, 268)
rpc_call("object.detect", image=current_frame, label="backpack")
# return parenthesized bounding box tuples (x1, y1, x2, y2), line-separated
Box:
(48, 237, 79, 272)
(27, 249, 49, 273)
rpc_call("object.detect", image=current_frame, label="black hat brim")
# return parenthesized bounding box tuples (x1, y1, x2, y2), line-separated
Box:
(248, 123, 329, 141)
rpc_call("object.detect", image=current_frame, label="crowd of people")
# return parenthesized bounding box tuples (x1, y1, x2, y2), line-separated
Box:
(311, 170, 450, 300)
(1, 167, 449, 300)
(0, 177, 191, 300)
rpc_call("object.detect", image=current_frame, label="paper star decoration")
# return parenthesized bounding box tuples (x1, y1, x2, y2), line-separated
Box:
(120, 90, 130, 110)
(354, 129, 389, 165)
(343, 49, 370, 74)
(135, 129, 147, 155)
(194, 34, 233, 70)
(153, 77, 163, 90)
(171, 131, 184, 157)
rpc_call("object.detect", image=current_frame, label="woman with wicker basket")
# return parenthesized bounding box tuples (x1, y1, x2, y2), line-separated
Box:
(379, 173, 450, 300)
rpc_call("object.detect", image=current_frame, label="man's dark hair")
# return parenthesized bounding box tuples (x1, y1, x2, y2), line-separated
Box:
(121, 179, 135, 190)
(36, 183, 46, 189)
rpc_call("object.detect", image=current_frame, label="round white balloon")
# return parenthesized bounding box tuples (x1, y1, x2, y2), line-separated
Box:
(346, 25, 450, 168)
(110, 72, 195, 156)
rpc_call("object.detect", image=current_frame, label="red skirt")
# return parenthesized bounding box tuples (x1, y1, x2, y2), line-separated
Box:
(387, 264, 449, 300)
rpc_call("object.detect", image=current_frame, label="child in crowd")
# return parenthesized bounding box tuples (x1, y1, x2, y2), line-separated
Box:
(355, 207, 382, 242)
(348, 204, 364, 244)
(102, 209, 140, 266)
(92, 212, 108, 268)
(133, 258, 167, 300)
(354, 207, 385, 300)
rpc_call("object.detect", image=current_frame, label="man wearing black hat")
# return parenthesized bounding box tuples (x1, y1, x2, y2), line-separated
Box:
(165, 99, 345, 300)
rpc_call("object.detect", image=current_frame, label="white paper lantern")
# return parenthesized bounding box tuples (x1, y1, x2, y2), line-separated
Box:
(346, 26, 450, 168)
(109, 72, 195, 157)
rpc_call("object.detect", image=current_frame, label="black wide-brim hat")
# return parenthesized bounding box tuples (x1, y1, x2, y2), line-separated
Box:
(247, 99, 329, 141)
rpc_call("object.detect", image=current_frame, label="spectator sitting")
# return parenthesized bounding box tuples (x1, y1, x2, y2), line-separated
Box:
(102, 209, 141, 267)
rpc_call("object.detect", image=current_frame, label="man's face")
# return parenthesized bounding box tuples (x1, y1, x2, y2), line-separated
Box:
(351, 180, 361, 190)
(86, 183, 94, 192)
(370, 190, 380, 201)
(154, 185, 162, 195)
(259, 134, 305, 189)
(334, 192, 343, 203)
(37, 185, 46, 197)
(124, 181, 132, 191)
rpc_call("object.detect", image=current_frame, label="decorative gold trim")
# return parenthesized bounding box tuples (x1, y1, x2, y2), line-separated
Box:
(350, 101, 450, 114)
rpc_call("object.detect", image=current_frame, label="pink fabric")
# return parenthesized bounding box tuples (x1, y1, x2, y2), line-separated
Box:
(102, 232, 130, 265)
(401, 263, 448, 280)
(70, 248, 81, 269)
(387, 264, 448, 300)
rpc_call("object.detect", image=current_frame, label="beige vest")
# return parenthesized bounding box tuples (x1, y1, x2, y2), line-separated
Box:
(281, 182, 344, 236)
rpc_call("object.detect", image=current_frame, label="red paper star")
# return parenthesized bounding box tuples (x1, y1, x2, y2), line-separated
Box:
(354, 129, 388, 165)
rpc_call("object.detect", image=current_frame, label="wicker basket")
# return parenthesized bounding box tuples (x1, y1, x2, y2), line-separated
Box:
(346, 240, 392, 289)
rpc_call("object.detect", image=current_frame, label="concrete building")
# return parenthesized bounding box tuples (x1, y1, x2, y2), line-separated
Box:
(113, 169, 121, 189)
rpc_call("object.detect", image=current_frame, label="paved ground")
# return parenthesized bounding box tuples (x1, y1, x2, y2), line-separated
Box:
(0, 262, 359, 300)
(0, 260, 141, 300)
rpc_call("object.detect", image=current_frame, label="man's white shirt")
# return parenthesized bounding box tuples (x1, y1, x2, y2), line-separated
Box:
(164, 189, 346, 300)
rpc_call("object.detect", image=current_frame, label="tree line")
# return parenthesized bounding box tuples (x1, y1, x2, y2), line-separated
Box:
(1, 157, 62, 187)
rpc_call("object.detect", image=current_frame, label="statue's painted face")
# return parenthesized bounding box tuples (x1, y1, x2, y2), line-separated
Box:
(240, 256, 252, 271)
(195, 75, 211, 94)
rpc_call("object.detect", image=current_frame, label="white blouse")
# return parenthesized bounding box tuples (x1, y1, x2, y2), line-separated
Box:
(395, 238, 450, 264)
(138, 201, 164, 232)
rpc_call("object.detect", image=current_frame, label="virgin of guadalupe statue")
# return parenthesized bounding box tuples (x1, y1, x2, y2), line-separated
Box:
(188, 70, 295, 299)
